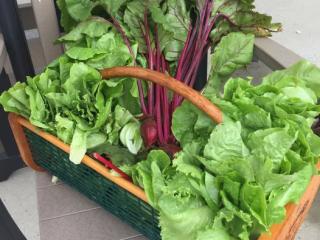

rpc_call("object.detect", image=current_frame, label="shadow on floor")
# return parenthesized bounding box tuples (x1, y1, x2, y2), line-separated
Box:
(0, 199, 26, 240)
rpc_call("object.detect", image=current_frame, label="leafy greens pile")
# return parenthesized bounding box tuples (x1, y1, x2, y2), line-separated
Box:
(0, 60, 143, 164)
(0, 19, 144, 163)
(56, 0, 281, 149)
(126, 60, 320, 240)
(1, 0, 320, 239)
(0, 0, 280, 163)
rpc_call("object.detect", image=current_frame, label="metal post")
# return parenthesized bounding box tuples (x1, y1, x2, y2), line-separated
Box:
(0, 0, 31, 181)
(0, 69, 23, 182)
(0, 0, 35, 82)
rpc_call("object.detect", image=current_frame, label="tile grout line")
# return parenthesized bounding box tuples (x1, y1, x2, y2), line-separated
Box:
(40, 207, 102, 222)
(119, 234, 143, 240)
(37, 182, 64, 189)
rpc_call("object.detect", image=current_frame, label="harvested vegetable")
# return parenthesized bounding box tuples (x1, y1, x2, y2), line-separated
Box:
(126, 61, 320, 240)
(2, 1, 319, 240)
(56, 0, 281, 150)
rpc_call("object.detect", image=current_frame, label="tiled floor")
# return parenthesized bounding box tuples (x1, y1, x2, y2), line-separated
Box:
(296, 192, 320, 240)
(0, 168, 39, 240)
(0, 168, 148, 240)
(36, 172, 146, 240)
(0, 167, 319, 240)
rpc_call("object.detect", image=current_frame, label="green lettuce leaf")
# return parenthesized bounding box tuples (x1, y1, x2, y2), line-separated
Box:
(158, 173, 214, 240)
(247, 128, 297, 171)
(263, 60, 320, 98)
(205, 33, 255, 96)
(120, 121, 143, 154)
(130, 150, 171, 207)
(204, 121, 249, 161)
(69, 127, 88, 164)
(56, 0, 78, 31)
(0, 82, 30, 118)
(172, 101, 215, 147)
(266, 164, 315, 225)
(64, 0, 95, 21)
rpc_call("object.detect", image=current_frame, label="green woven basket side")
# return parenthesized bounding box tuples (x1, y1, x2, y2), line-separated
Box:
(24, 128, 161, 240)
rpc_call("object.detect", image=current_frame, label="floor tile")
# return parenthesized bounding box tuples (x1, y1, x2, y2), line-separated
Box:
(36, 171, 63, 188)
(40, 208, 140, 240)
(37, 182, 99, 220)
(0, 167, 39, 240)
(234, 61, 272, 85)
(123, 235, 148, 240)
(296, 191, 320, 240)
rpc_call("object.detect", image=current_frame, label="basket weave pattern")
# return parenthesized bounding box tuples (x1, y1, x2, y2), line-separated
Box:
(24, 128, 161, 240)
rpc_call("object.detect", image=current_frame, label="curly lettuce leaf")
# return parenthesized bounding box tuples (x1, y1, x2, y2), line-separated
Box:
(0, 82, 30, 118)
(263, 60, 320, 98)
(172, 101, 215, 147)
(204, 121, 249, 161)
(130, 150, 171, 207)
(158, 173, 214, 240)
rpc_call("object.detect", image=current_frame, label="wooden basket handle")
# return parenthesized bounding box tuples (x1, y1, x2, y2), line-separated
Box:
(101, 67, 223, 124)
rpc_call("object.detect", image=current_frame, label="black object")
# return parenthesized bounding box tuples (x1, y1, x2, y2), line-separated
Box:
(0, 70, 23, 182)
(0, 199, 27, 240)
(53, 0, 64, 33)
(0, 154, 23, 182)
(194, 53, 208, 91)
(0, 0, 34, 82)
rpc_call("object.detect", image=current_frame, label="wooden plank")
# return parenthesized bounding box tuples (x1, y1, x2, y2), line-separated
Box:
(254, 38, 303, 70)
(31, 0, 63, 64)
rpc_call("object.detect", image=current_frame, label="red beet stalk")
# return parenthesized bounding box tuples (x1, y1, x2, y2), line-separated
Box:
(112, 0, 234, 152)
(92, 153, 132, 182)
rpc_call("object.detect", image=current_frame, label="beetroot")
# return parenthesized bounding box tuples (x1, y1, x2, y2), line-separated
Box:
(141, 117, 181, 157)
(141, 118, 158, 148)
(159, 144, 181, 158)
(114, 0, 229, 148)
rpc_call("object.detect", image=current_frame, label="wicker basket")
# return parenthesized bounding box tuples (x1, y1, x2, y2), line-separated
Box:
(8, 67, 320, 240)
